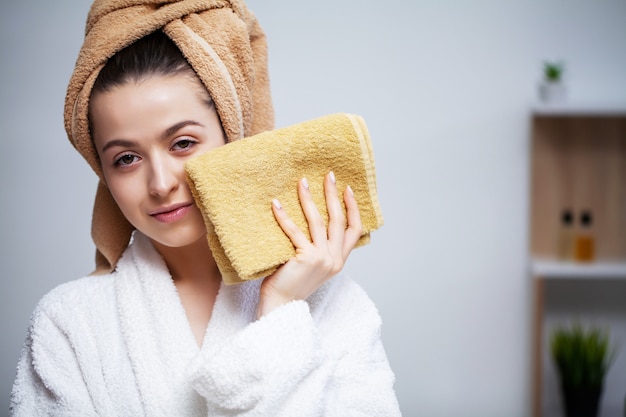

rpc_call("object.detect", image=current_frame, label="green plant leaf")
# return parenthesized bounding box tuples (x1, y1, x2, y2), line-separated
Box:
(550, 322, 614, 388)
(543, 61, 564, 82)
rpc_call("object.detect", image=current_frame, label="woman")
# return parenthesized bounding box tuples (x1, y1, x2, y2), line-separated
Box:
(11, 1, 400, 416)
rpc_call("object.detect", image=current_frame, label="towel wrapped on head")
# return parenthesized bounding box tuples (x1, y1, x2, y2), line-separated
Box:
(185, 113, 384, 285)
(64, 0, 274, 274)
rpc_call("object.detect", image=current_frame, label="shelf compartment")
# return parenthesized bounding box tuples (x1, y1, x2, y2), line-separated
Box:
(529, 115, 626, 262)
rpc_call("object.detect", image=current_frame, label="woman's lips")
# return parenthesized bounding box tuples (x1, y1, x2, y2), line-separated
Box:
(150, 203, 193, 223)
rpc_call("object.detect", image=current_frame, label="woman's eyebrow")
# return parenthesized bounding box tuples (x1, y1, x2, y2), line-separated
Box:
(101, 139, 137, 153)
(162, 120, 204, 139)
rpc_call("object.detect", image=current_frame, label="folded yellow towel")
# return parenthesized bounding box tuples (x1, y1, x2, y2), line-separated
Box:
(63, 0, 274, 274)
(185, 113, 384, 285)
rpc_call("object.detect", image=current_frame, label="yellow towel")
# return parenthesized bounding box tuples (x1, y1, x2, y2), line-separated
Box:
(63, 0, 274, 274)
(185, 113, 384, 285)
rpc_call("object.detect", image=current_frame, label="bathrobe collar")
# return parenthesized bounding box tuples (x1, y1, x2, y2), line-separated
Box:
(113, 231, 258, 413)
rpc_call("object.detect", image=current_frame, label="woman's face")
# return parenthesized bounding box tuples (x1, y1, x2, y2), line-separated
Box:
(90, 74, 226, 250)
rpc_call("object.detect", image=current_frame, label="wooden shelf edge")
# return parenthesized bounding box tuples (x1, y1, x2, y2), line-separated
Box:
(531, 102, 626, 116)
(530, 258, 626, 279)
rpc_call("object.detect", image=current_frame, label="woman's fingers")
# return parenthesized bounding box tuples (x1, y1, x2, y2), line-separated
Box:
(271, 197, 312, 249)
(325, 172, 349, 260)
(272, 172, 362, 258)
(342, 185, 363, 258)
(297, 177, 328, 245)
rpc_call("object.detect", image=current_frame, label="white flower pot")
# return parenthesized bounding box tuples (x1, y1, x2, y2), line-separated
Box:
(539, 81, 567, 103)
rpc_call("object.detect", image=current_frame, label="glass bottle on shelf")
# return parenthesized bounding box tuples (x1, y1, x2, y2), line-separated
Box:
(558, 208, 574, 261)
(574, 210, 595, 262)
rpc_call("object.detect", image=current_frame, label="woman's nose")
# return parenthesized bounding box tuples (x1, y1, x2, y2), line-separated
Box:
(148, 157, 179, 197)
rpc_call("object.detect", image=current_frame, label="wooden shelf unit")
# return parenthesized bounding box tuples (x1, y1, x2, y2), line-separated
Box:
(529, 104, 626, 417)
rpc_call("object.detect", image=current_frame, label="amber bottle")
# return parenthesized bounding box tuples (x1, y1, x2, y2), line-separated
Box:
(574, 210, 595, 262)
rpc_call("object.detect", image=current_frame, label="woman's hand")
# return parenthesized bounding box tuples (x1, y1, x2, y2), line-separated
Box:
(256, 171, 363, 319)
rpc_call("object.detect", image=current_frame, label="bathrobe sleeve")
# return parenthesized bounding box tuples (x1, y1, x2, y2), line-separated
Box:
(11, 279, 131, 417)
(11, 302, 100, 417)
(188, 277, 401, 417)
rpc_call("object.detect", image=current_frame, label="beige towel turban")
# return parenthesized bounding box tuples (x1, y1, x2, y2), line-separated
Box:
(64, 0, 274, 274)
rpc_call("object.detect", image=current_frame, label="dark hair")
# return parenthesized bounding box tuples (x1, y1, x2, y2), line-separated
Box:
(92, 30, 197, 94)
(89, 31, 216, 143)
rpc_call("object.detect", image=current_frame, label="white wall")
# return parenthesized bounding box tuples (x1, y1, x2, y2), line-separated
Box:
(1, 1, 625, 416)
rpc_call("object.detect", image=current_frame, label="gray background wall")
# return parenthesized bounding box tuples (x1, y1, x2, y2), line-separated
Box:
(1, 1, 625, 416)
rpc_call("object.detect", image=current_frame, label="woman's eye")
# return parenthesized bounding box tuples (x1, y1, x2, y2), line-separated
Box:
(115, 154, 138, 166)
(173, 139, 195, 151)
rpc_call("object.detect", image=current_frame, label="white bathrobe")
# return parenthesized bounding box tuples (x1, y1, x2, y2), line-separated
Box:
(11, 232, 401, 416)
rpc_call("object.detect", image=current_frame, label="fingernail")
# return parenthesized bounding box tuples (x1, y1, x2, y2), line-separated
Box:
(272, 198, 282, 209)
(329, 171, 336, 184)
(347, 185, 354, 196)
(301, 177, 309, 189)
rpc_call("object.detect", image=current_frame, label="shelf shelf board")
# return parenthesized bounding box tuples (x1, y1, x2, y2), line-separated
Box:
(532, 102, 626, 116)
(530, 258, 626, 279)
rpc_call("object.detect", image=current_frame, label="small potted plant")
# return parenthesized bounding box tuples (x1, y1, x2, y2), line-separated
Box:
(539, 60, 566, 103)
(551, 323, 614, 417)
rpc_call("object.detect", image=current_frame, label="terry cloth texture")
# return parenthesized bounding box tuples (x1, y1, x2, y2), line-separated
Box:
(64, 0, 274, 274)
(185, 113, 384, 284)
(10, 231, 401, 416)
